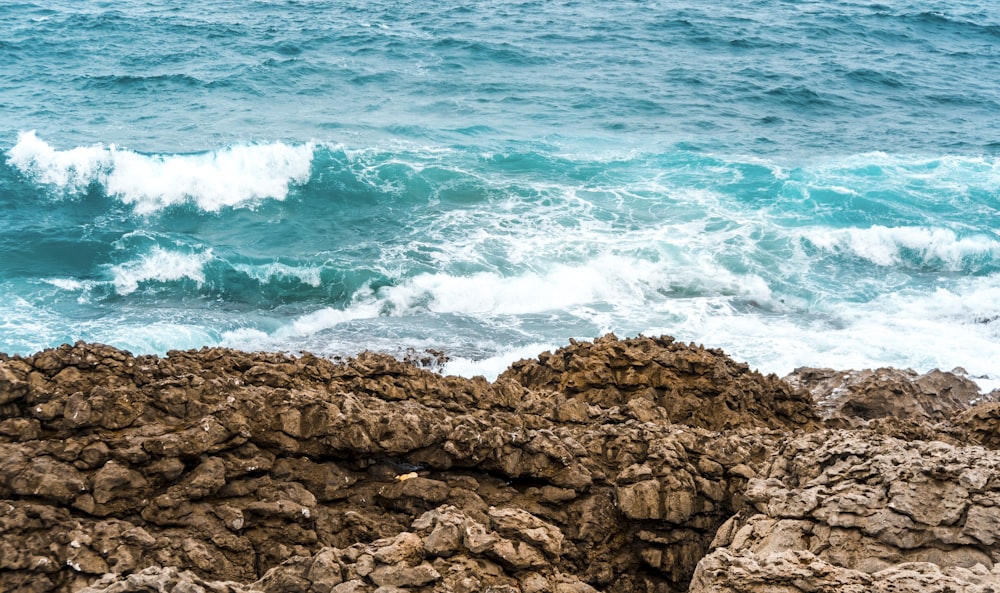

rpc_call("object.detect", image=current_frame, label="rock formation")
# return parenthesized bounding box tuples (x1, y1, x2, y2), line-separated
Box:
(783, 366, 986, 426)
(692, 430, 1000, 592)
(0, 334, 997, 592)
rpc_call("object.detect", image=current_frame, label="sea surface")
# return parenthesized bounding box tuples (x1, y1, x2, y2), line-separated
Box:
(2, 0, 999, 388)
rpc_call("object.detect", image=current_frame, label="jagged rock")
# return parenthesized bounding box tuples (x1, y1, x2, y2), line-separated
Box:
(77, 567, 245, 593)
(0, 337, 799, 593)
(690, 429, 1000, 592)
(502, 334, 818, 431)
(784, 366, 987, 427)
(80, 507, 599, 593)
(1, 336, 995, 593)
(954, 401, 1000, 450)
(690, 548, 1000, 593)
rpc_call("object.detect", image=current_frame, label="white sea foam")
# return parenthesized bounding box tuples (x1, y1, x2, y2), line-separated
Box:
(6, 131, 314, 213)
(213, 269, 1000, 391)
(231, 262, 324, 287)
(379, 265, 619, 316)
(803, 226, 1000, 269)
(7, 131, 108, 188)
(370, 253, 772, 318)
(109, 248, 214, 295)
(40, 278, 90, 291)
(281, 304, 384, 336)
(0, 297, 63, 355)
(212, 252, 777, 376)
(441, 342, 560, 380)
(93, 322, 222, 354)
(798, 152, 1000, 204)
(220, 327, 274, 350)
(643, 275, 1000, 393)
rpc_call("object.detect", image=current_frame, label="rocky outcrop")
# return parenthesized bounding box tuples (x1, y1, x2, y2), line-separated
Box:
(689, 430, 1000, 592)
(783, 366, 986, 426)
(503, 336, 816, 431)
(953, 401, 1000, 450)
(1, 334, 997, 593)
(79, 505, 599, 593)
(784, 365, 1000, 447)
(0, 335, 812, 593)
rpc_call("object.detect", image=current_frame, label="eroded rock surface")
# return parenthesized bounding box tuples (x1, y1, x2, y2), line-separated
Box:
(690, 550, 1000, 593)
(504, 336, 816, 431)
(1, 334, 997, 593)
(0, 335, 812, 593)
(783, 366, 987, 426)
(690, 430, 1000, 592)
(784, 365, 1000, 447)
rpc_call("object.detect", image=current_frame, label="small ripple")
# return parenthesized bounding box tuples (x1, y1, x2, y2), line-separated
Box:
(846, 68, 906, 89)
(79, 73, 206, 89)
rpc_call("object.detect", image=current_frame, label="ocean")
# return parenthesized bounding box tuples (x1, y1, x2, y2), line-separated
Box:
(2, 0, 999, 389)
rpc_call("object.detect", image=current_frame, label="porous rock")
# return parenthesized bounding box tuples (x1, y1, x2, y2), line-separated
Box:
(4, 335, 997, 593)
(689, 429, 1000, 592)
(784, 366, 987, 427)
(0, 336, 812, 593)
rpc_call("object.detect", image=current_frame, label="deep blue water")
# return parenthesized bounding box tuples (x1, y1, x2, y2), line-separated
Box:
(2, 0, 999, 387)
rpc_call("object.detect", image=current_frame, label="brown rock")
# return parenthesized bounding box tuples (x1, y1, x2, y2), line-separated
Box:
(368, 561, 440, 587)
(8, 336, 991, 593)
(0, 362, 30, 404)
(92, 460, 148, 506)
(490, 538, 548, 570)
(954, 401, 1000, 449)
(488, 507, 564, 559)
(502, 334, 818, 431)
(690, 548, 1000, 593)
(424, 521, 462, 557)
(371, 532, 424, 565)
(690, 430, 1000, 592)
(784, 366, 988, 427)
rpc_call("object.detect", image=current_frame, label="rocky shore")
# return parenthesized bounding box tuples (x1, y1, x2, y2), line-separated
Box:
(1, 335, 999, 593)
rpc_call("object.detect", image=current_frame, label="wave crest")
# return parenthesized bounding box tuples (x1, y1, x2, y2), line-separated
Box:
(803, 226, 1000, 270)
(110, 247, 214, 295)
(6, 131, 314, 213)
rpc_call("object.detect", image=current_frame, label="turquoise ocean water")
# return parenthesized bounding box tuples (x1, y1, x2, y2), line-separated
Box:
(2, 1, 999, 387)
